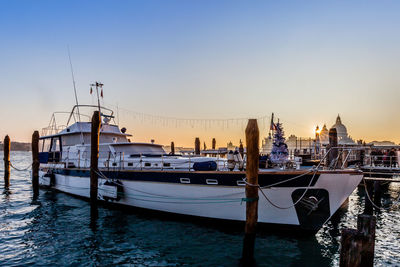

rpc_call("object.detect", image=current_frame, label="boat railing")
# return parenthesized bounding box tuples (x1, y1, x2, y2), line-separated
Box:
(59, 146, 364, 171)
(48, 145, 369, 172)
(61, 149, 231, 171)
(41, 125, 68, 137)
(317, 146, 368, 169)
(41, 105, 115, 137)
(362, 155, 399, 169)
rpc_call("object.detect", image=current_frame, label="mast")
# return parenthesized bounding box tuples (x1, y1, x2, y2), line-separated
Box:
(68, 47, 85, 144)
(68, 46, 81, 122)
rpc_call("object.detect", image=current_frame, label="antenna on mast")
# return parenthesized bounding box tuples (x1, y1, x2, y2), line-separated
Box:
(90, 81, 103, 115)
(68, 46, 81, 122)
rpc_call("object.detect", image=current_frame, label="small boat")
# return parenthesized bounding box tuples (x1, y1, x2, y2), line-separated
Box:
(36, 88, 362, 233)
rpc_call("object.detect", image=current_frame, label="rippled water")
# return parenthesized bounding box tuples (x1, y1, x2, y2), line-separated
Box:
(1, 151, 399, 266)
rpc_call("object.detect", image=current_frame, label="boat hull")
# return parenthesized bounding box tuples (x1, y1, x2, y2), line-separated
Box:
(38, 169, 362, 232)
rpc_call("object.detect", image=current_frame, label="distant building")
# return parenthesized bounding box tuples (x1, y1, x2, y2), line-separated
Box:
(227, 141, 236, 151)
(317, 115, 355, 145)
(262, 114, 357, 156)
(261, 133, 313, 156)
(330, 115, 355, 145)
(319, 124, 329, 144)
(367, 141, 397, 147)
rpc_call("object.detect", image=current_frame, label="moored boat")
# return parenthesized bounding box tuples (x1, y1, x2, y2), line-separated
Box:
(36, 90, 363, 233)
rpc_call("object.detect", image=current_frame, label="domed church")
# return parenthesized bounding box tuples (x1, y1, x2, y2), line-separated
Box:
(319, 115, 355, 145)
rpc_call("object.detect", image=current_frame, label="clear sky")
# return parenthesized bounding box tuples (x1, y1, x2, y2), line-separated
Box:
(1, 0, 400, 147)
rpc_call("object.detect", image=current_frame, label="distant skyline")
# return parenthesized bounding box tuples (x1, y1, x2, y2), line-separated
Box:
(1, 1, 400, 147)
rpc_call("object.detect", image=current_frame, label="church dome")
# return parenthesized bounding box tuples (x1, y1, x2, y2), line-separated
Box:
(331, 115, 348, 137)
(319, 124, 329, 144)
(320, 124, 328, 135)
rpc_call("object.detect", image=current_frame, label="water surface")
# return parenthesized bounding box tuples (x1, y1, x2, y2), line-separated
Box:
(1, 152, 399, 266)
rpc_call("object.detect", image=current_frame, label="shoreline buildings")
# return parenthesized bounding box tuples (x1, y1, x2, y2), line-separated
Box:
(262, 115, 357, 156)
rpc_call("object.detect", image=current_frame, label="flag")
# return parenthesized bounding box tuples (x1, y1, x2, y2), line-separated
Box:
(270, 112, 275, 130)
(90, 87, 93, 94)
(101, 89, 103, 98)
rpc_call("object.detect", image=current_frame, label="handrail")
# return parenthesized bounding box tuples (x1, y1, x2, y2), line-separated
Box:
(50, 145, 371, 171)
(66, 104, 114, 125)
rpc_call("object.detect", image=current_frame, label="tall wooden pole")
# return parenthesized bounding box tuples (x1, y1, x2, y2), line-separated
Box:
(241, 119, 259, 266)
(239, 139, 244, 158)
(340, 214, 376, 267)
(373, 181, 382, 209)
(90, 111, 101, 205)
(31, 131, 39, 195)
(212, 138, 216, 157)
(3, 135, 10, 187)
(327, 128, 338, 168)
(364, 180, 374, 215)
(195, 137, 200, 155)
(171, 142, 175, 155)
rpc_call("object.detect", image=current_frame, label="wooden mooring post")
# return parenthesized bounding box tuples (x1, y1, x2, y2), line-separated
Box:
(241, 119, 259, 266)
(340, 214, 376, 267)
(364, 180, 374, 215)
(170, 142, 175, 155)
(327, 128, 338, 168)
(239, 139, 244, 158)
(3, 135, 10, 187)
(90, 111, 101, 206)
(373, 181, 382, 209)
(31, 131, 39, 195)
(212, 138, 216, 156)
(195, 137, 200, 155)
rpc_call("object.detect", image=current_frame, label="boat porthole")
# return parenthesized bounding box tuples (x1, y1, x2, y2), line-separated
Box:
(206, 179, 218, 185)
(180, 178, 190, 184)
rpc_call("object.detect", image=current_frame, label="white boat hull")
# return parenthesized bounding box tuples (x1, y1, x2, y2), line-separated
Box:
(39, 169, 362, 231)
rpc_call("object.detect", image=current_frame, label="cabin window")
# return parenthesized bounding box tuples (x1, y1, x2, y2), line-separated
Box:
(206, 179, 218, 185)
(51, 138, 60, 152)
(127, 162, 133, 167)
(163, 163, 171, 167)
(41, 139, 51, 152)
(112, 162, 117, 167)
(180, 178, 190, 184)
(144, 163, 151, 167)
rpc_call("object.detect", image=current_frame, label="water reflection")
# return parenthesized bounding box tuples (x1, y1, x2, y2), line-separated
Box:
(90, 205, 98, 232)
(1, 152, 400, 266)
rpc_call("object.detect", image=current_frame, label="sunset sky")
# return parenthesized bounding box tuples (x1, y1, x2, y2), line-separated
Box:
(1, 1, 400, 147)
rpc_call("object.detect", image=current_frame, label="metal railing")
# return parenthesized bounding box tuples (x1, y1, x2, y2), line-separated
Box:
(53, 150, 229, 172)
(41, 146, 366, 172)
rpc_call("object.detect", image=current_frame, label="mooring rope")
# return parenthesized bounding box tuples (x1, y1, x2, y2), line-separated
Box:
(9, 161, 32, 171)
(242, 167, 319, 210)
(259, 167, 316, 189)
(362, 177, 400, 211)
(242, 154, 325, 210)
(93, 168, 245, 203)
